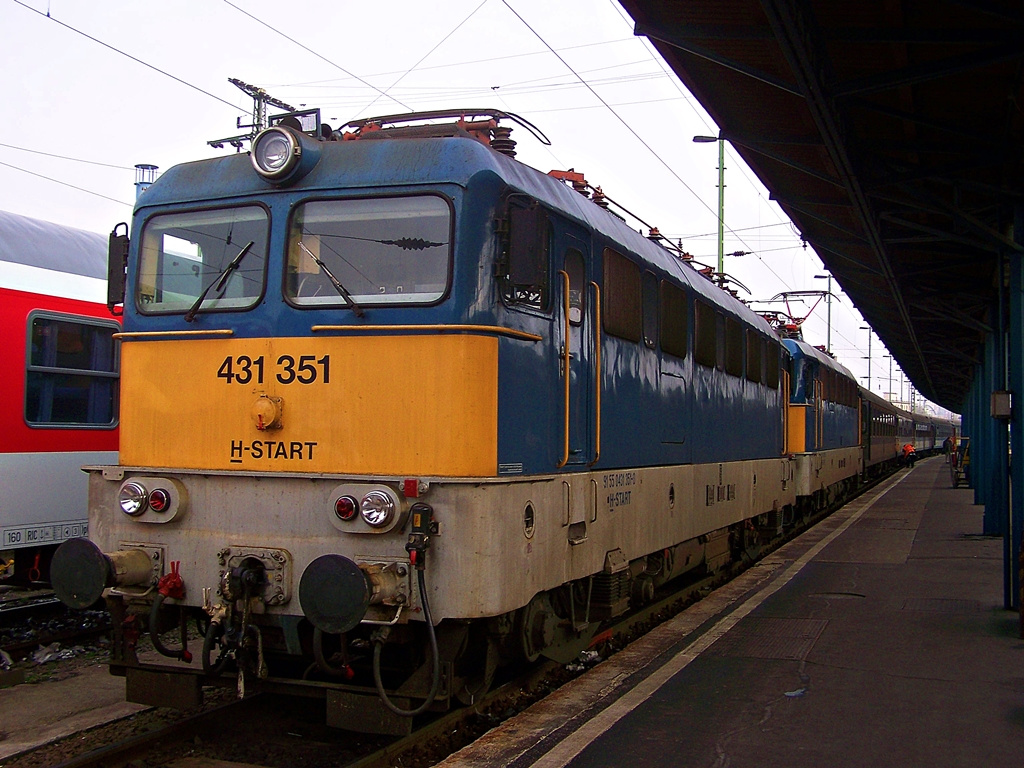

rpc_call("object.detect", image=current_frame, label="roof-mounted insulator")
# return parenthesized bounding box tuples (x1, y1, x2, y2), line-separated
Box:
(548, 169, 590, 197)
(647, 226, 661, 241)
(490, 126, 517, 157)
(592, 186, 610, 209)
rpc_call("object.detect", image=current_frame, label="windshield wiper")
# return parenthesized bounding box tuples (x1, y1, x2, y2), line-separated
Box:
(184, 241, 254, 323)
(297, 241, 365, 318)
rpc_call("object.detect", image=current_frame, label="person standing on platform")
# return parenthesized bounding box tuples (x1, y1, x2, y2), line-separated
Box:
(902, 442, 917, 468)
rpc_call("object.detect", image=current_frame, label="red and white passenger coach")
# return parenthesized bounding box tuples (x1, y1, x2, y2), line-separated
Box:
(0, 210, 119, 583)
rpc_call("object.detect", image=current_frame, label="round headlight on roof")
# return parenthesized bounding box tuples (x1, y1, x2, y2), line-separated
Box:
(251, 126, 301, 179)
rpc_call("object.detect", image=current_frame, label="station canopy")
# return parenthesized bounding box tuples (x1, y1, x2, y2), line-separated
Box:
(620, 0, 1024, 413)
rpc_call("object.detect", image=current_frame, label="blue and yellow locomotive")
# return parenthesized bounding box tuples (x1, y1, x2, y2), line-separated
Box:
(51, 109, 941, 728)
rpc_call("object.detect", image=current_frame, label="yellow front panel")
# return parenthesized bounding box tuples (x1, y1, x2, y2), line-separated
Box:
(120, 335, 498, 476)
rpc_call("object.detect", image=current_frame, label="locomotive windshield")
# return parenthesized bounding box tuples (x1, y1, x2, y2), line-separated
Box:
(285, 195, 451, 307)
(137, 206, 268, 314)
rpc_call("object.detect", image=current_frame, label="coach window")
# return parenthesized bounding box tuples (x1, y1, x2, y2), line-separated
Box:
(603, 248, 642, 342)
(138, 206, 268, 314)
(287, 196, 451, 307)
(694, 299, 717, 368)
(724, 316, 743, 377)
(25, 313, 119, 427)
(659, 281, 689, 359)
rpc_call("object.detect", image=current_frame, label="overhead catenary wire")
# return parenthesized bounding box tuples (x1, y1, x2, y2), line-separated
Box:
(499, 0, 802, 295)
(0, 159, 132, 207)
(0, 141, 136, 171)
(220, 0, 412, 112)
(11, 0, 246, 114)
(355, 0, 490, 119)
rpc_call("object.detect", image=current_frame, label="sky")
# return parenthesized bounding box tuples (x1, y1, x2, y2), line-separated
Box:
(0, 0, 951, 416)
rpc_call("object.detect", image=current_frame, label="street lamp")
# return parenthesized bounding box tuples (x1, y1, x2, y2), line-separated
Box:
(693, 133, 725, 277)
(860, 325, 872, 391)
(814, 273, 832, 354)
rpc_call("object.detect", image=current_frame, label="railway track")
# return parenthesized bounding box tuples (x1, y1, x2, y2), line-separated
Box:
(0, 589, 109, 660)
(6, 468, 902, 768)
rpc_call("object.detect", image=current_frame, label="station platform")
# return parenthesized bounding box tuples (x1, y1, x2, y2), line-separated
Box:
(439, 456, 1024, 768)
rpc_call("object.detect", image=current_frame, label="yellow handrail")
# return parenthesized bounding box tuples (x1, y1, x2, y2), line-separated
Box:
(589, 281, 602, 466)
(113, 329, 234, 339)
(556, 270, 571, 469)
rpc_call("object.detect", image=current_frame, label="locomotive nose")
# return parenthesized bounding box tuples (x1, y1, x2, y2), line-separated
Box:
(298, 554, 373, 634)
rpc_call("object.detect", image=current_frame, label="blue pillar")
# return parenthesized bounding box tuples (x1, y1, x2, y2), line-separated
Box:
(1009, 205, 1024, 610)
(974, 359, 989, 508)
(985, 329, 1008, 536)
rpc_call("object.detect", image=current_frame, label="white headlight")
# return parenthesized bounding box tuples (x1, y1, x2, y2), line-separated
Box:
(251, 127, 300, 179)
(119, 481, 148, 516)
(360, 490, 396, 527)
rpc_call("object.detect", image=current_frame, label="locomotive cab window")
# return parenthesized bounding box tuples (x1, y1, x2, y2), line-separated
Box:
(287, 195, 451, 307)
(25, 313, 119, 427)
(137, 206, 268, 313)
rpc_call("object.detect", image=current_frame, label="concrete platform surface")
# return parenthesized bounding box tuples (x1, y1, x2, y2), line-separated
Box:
(440, 457, 1024, 768)
(0, 661, 146, 760)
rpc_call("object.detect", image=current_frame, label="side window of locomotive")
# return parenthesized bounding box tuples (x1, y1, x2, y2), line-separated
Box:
(659, 280, 689, 359)
(603, 248, 642, 342)
(502, 202, 550, 310)
(138, 206, 268, 313)
(724, 316, 743, 377)
(25, 314, 119, 427)
(694, 299, 717, 368)
(765, 341, 780, 389)
(745, 330, 763, 384)
(564, 248, 585, 324)
(286, 195, 451, 306)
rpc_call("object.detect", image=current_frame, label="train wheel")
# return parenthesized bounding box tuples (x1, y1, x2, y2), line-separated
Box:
(517, 596, 549, 663)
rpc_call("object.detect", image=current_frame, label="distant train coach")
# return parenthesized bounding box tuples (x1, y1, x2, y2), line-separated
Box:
(0, 210, 119, 583)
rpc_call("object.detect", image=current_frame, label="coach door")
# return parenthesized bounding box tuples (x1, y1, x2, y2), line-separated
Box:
(556, 235, 596, 468)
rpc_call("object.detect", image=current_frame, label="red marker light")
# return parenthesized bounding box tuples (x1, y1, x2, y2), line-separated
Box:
(148, 488, 171, 513)
(334, 495, 358, 521)
(403, 478, 419, 498)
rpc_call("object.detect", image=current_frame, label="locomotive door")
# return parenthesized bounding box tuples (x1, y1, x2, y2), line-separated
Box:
(556, 235, 595, 467)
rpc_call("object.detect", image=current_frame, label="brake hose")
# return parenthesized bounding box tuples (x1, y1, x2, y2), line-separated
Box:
(372, 569, 440, 717)
(149, 591, 192, 663)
